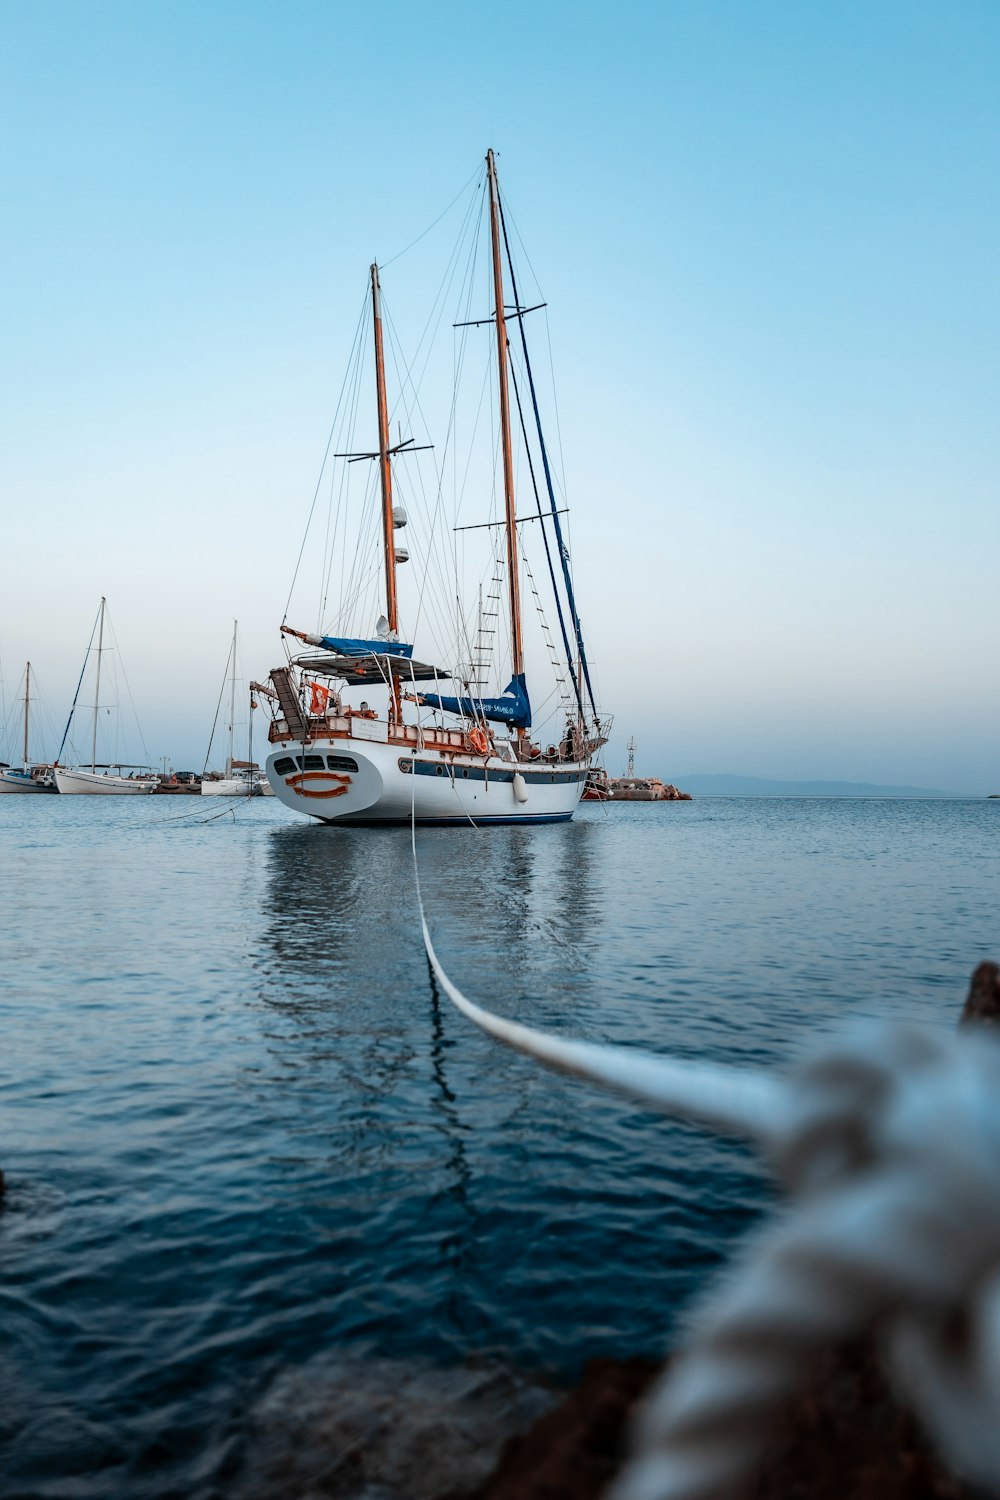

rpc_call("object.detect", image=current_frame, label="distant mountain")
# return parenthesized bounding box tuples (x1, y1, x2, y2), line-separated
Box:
(677, 773, 961, 798)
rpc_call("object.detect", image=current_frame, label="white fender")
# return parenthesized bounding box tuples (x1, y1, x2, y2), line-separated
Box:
(512, 772, 528, 804)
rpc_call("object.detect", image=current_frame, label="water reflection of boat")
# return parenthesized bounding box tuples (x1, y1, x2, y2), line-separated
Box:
(254, 813, 601, 1343)
(258, 150, 609, 825)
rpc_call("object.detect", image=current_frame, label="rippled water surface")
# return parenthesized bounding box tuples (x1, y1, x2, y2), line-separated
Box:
(1, 795, 997, 1497)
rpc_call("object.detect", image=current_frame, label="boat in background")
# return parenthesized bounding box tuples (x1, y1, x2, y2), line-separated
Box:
(0, 662, 57, 793)
(202, 620, 267, 796)
(52, 598, 158, 796)
(608, 739, 691, 802)
(582, 766, 612, 802)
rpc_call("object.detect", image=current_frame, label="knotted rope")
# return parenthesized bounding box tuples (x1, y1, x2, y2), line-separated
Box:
(612, 1024, 1000, 1500)
(413, 813, 1000, 1497)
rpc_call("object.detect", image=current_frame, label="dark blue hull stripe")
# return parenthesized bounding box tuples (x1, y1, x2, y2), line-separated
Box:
(318, 812, 576, 827)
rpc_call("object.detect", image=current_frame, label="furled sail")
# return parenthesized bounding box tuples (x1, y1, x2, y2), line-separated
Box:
(281, 625, 413, 659)
(417, 674, 531, 729)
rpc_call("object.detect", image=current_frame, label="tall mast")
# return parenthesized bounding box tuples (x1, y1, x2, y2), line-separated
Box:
(91, 597, 106, 772)
(23, 661, 30, 768)
(371, 263, 399, 638)
(486, 148, 525, 684)
(228, 619, 237, 773)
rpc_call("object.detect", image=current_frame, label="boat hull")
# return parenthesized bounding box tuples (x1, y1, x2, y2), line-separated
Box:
(265, 733, 587, 824)
(54, 769, 158, 795)
(201, 777, 262, 797)
(0, 768, 55, 793)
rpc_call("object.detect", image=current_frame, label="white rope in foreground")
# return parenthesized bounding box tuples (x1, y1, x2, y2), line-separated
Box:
(411, 810, 786, 1145)
(412, 817, 1000, 1498)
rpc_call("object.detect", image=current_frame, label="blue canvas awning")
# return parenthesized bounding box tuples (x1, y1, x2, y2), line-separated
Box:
(417, 673, 531, 730)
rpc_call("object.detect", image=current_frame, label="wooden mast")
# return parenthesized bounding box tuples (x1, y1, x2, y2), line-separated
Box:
(23, 661, 30, 768)
(486, 148, 525, 691)
(371, 263, 398, 639)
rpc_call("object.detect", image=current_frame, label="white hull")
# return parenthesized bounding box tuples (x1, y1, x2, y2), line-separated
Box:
(54, 768, 158, 795)
(0, 768, 54, 793)
(265, 728, 587, 824)
(201, 775, 265, 796)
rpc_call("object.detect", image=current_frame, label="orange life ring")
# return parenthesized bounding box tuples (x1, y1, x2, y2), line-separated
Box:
(469, 727, 489, 756)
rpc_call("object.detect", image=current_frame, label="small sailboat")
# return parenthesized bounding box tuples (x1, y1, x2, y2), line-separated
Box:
(53, 598, 158, 795)
(0, 663, 57, 793)
(258, 150, 608, 824)
(201, 620, 267, 796)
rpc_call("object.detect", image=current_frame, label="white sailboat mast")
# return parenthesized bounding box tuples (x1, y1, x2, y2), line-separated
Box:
(91, 597, 106, 773)
(23, 661, 30, 769)
(228, 619, 237, 774)
(486, 148, 525, 688)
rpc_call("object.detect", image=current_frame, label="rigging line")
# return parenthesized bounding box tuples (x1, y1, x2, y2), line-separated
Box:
(404, 183, 488, 645)
(315, 320, 369, 634)
(106, 611, 152, 770)
(321, 287, 370, 626)
(202, 635, 234, 775)
(331, 318, 373, 627)
(328, 345, 374, 629)
(334, 461, 380, 631)
(284, 285, 370, 624)
(379, 312, 456, 639)
(380, 161, 484, 269)
(498, 189, 600, 726)
(544, 308, 570, 506)
(56, 602, 101, 764)
(507, 355, 584, 723)
(502, 189, 572, 508)
(382, 177, 484, 435)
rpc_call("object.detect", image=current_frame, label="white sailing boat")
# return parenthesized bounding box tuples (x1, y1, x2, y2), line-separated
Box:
(258, 150, 608, 824)
(0, 663, 57, 793)
(201, 620, 268, 795)
(53, 598, 158, 795)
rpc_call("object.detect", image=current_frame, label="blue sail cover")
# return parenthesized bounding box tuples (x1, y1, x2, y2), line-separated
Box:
(418, 674, 531, 729)
(319, 636, 414, 658)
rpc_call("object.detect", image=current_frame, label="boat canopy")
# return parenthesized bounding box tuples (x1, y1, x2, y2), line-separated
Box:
(417, 673, 531, 730)
(280, 625, 413, 659)
(319, 635, 413, 658)
(293, 652, 446, 685)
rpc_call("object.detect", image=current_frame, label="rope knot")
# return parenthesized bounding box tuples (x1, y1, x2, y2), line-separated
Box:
(614, 1023, 1000, 1500)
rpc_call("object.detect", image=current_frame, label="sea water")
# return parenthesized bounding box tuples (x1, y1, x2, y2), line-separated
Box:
(1, 795, 997, 1496)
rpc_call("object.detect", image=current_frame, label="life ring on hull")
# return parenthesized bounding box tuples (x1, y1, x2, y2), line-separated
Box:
(469, 727, 490, 756)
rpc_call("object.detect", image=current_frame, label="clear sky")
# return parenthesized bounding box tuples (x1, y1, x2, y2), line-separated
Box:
(1, 1, 997, 788)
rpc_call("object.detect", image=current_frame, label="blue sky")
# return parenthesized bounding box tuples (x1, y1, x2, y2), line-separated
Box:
(1, 1, 997, 787)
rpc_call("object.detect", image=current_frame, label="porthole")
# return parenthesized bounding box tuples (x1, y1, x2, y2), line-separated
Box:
(436, 764, 445, 776)
(327, 755, 358, 772)
(273, 757, 295, 776)
(296, 754, 325, 771)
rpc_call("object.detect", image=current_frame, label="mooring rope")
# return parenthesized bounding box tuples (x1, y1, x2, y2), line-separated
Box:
(410, 811, 1000, 1497)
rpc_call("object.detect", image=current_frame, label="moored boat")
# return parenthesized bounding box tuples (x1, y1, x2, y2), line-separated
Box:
(52, 598, 158, 795)
(202, 621, 268, 796)
(259, 151, 608, 824)
(0, 663, 57, 793)
(52, 766, 157, 795)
